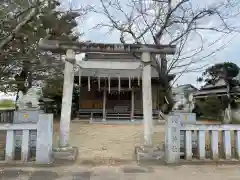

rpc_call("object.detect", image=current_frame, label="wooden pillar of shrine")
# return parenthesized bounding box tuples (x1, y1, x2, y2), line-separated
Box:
(102, 88, 107, 121)
(131, 89, 135, 121)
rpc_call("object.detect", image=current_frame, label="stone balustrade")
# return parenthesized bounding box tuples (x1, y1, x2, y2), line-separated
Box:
(165, 115, 240, 164)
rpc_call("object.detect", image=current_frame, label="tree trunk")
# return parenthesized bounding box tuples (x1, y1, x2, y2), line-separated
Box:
(154, 55, 174, 114)
(15, 90, 20, 110)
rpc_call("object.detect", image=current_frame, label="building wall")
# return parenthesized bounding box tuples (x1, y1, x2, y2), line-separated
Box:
(153, 85, 158, 109)
(78, 84, 159, 111)
(79, 85, 103, 109)
(236, 72, 240, 82)
(172, 84, 197, 111)
(134, 89, 142, 110)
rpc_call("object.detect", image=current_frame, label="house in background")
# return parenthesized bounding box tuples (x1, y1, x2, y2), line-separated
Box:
(193, 78, 240, 99)
(172, 84, 198, 111)
(192, 78, 240, 121)
(193, 66, 240, 99)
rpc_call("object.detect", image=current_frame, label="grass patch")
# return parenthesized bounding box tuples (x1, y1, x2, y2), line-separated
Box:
(0, 99, 15, 109)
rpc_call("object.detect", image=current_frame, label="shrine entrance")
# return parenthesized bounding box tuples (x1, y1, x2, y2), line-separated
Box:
(106, 90, 131, 110)
(38, 39, 176, 159)
(78, 74, 142, 121)
(105, 88, 131, 121)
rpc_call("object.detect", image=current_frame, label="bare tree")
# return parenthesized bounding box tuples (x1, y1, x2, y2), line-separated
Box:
(91, 0, 240, 113)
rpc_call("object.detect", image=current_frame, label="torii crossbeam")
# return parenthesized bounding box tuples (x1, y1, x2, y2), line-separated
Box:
(39, 39, 176, 54)
(38, 39, 176, 152)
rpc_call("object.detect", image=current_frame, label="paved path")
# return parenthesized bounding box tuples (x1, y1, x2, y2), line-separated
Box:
(1, 164, 240, 180)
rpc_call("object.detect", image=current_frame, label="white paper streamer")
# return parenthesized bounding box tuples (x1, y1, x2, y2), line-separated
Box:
(88, 76, 91, 91)
(108, 76, 111, 93)
(129, 76, 131, 89)
(98, 77, 101, 91)
(118, 76, 121, 92)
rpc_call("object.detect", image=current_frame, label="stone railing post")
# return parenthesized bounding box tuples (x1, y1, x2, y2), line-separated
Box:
(165, 115, 180, 164)
(36, 113, 53, 164)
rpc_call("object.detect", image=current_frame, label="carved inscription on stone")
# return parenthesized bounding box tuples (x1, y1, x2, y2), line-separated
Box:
(165, 115, 180, 163)
(170, 118, 179, 153)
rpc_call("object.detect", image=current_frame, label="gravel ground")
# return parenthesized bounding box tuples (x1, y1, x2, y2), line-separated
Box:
(53, 121, 165, 161)
(1, 164, 240, 180)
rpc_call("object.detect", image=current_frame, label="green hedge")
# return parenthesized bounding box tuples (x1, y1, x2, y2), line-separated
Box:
(196, 97, 224, 121)
(0, 99, 15, 108)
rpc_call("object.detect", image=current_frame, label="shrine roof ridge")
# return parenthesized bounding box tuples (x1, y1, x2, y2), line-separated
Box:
(38, 39, 176, 54)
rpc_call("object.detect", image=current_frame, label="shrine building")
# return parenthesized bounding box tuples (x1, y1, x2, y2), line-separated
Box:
(74, 52, 174, 121)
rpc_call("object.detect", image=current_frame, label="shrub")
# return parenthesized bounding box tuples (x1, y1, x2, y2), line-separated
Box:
(196, 97, 224, 121)
(0, 99, 15, 108)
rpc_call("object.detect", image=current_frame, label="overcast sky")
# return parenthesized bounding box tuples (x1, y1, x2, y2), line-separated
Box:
(1, 0, 240, 100)
(61, 0, 240, 88)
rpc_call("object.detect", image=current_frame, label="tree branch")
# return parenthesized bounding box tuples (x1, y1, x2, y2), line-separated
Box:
(0, 6, 38, 50)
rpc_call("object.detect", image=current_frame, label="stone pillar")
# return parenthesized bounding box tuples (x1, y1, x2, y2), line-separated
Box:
(165, 115, 180, 164)
(59, 49, 75, 147)
(131, 89, 135, 121)
(36, 114, 53, 164)
(141, 52, 153, 146)
(102, 88, 106, 121)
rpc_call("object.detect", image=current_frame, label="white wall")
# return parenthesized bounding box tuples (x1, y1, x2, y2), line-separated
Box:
(172, 85, 196, 111)
(236, 72, 240, 82)
(0, 92, 16, 101)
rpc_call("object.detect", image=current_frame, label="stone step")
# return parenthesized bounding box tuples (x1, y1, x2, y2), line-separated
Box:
(134, 146, 165, 162)
(52, 147, 78, 161)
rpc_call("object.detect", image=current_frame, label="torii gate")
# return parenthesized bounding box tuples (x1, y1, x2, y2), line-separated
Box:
(38, 39, 176, 151)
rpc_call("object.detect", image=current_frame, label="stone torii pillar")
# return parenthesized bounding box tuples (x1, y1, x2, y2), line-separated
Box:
(141, 52, 153, 146)
(60, 49, 75, 147)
